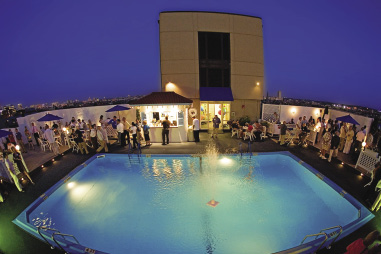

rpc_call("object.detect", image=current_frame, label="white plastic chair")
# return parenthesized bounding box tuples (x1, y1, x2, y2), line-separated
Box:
(244, 130, 255, 141)
(231, 129, 239, 138)
(284, 129, 297, 146)
(38, 138, 51, 152)
(70, 139, 79, 153)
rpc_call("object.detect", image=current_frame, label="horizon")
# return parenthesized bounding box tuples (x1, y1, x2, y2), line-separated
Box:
(0, 1, 380, 110)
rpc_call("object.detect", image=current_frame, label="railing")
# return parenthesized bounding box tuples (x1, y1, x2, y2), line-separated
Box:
(37, 226, 79, 253)
(37, 226, 59, 250)
(52, 232, 80, 254)
(137, 143, 142, 156)
(247, 141, 252, 154)
(316, 225, 343, 249)
(301, 232, 328, 253)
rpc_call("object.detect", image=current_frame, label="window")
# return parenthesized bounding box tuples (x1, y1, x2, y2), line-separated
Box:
(198, 32, 230, 88)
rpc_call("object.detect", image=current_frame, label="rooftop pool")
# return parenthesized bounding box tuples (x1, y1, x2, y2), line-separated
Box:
(14, 152, 374, 254)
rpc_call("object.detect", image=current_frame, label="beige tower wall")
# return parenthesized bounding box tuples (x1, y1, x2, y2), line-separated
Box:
(160, 12, 264, 121)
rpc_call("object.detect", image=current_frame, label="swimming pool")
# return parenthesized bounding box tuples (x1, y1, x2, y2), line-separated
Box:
(14, 152, 374, 254)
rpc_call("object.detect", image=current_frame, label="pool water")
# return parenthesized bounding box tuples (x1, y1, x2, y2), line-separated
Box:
(14, 153, 374, 254)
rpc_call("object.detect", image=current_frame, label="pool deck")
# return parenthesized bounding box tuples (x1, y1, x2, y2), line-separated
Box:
(0, 132, 380, 254)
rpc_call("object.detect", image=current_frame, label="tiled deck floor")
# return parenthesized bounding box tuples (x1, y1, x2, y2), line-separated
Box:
(0, 132, 379, 254)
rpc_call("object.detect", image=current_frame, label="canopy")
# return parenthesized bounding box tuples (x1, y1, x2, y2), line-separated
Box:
(0, 129, 12, 138)
(200, 87, 234, 101)
(37, 113, 63, 122)
(105, 105, 131, 112)
(336, 114, 360, 125)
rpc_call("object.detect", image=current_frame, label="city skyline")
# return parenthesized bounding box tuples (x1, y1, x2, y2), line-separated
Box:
(0, 1, 380, 109)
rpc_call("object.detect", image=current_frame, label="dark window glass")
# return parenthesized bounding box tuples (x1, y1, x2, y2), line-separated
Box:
(198, 32, 230, 88)
(198, 33, 206, 60)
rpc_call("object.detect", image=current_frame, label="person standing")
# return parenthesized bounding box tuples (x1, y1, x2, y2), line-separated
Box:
(8, 130, 16, 145)
(320, 128, 332, 159)
(142, 120, 151, 146)
(279, 121, 287, 146)
(343, 126, 355, 154)
(122, 117, 131, 145)
(130, 122, 138, 149)
(24, 127, 34, 150)
(328, 131, 340, 162)
(15, 128, 26, 153)
(212, 115, 221, 138)
(96, 126, 108, 153)
(109, 116, 118, 130)
(31, 123, 40, 146)
(339, 124, 347, 151)
(301, 116, 308, 126)
(161, 116, 171, 145)
(11, 147, 34, 184)
(4, 152, 24, 192)
(117, 119, 124, 146)
(354, 127, 366, 152)
(75, 126, 89, 155)
(314, 118, 322, 143)
(90, 124, 98, 150)
(192, 116, 200, 142)
(44, 126, 59, 155)
(99, 115, 109, 144)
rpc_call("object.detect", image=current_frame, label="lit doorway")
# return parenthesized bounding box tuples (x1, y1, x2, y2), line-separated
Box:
(200, 102, 230, 130)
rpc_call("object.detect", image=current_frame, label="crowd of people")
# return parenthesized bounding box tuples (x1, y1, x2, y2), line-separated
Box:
(273, 114, 379, 164)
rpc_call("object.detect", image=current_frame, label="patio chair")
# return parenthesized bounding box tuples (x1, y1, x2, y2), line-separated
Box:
(243, 130, 255, 141)
(284, 129, 297, 146)
(38, 138, 51, 152)
(69, 139, 80, 153)
(231, 129, 239, 138)
(55, 136, 63, 146)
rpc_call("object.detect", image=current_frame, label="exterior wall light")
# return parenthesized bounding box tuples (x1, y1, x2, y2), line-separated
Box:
(166, 82, 175, 91)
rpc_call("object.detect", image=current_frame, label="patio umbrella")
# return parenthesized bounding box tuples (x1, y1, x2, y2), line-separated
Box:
(106, 105, 131, 118)
(37, 113, 63, 122)
(0, 129, 12, 138)
(336, 114, 360, 126)
(37, 113, 63, 128)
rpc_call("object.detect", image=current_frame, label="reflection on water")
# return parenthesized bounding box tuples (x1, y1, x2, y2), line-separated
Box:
(32, 212, 55, 229)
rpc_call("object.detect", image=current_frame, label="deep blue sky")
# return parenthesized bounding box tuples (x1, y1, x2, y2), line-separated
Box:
(0, 0, 380, 109)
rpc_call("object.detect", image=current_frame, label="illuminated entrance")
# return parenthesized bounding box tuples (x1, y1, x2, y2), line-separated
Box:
(200, 102, 230, 130)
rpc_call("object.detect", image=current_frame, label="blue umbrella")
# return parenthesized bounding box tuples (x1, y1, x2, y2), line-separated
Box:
(0, 129, 12, 138)
(106, 105, 131, 118)
(106, 105, 131, 112)
(37, 113, 63, 122)
(336, 114, 360, 126)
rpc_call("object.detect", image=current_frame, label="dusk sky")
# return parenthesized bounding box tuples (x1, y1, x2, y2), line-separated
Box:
(0, 0, 380, 109)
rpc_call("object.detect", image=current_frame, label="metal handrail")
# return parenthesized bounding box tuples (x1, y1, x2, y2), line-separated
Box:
(37, 226, 59, 250)
(317, 225, 343, 249)
(137, 143, 142, 156)
(239, 142, 242, 156)
(247, 141, 252, 154)
(52, 232, 80, 254)
(301, 232, 328, 253)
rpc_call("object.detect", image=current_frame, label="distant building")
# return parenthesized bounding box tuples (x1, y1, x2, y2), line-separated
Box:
(159, 11, 264, 130)
(277, 91, 282, 100)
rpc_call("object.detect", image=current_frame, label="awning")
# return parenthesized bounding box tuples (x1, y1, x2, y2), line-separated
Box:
(200, 87, 234, 101)
(130, 92, 193, 106)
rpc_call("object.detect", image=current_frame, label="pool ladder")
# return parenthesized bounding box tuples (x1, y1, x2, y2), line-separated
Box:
(127, 143, 142, 156)
(301, 225, 343, 253)
(37, 226, 80, 254)
(238, 141, 252, 156)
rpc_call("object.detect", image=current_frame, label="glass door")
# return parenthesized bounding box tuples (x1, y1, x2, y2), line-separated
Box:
(200, 103, 208, 130)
